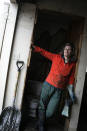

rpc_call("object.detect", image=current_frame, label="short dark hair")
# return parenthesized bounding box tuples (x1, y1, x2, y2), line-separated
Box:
(60, 42, 77, 62)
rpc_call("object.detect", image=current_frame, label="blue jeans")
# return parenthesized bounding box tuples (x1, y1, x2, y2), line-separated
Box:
(39, 82, 62, 118)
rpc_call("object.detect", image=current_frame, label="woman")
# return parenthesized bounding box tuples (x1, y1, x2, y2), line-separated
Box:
(31, 42, 77, 131)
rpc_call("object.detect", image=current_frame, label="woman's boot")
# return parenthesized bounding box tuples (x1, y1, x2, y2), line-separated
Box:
(38, 110, 46, 131)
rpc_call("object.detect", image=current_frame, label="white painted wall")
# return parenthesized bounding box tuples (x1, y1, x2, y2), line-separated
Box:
(68, 26, 87, 131)
(0, 1, 4, 14)
(0, 3, 9, 58)
(4, 4, 36, 110)
(0, 0, 18, 113)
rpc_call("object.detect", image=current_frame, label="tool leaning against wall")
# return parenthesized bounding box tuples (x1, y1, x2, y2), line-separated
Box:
(0, 60, 24, 131)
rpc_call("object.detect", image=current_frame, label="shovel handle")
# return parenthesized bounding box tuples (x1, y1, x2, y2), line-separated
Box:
(16, 60, 24, 72)
(13, 61, 24, 106)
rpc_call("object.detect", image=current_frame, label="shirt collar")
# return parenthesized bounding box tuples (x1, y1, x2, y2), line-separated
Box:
(61, 55, 70, 64)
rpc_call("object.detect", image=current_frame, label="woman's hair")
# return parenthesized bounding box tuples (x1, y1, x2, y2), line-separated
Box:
(60, 42, 77, 62)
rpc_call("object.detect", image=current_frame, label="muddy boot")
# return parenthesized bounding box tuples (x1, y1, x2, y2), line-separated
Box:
(38, 110, 46, 131)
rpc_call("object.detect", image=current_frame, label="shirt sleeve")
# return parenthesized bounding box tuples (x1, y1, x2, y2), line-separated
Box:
(34, 46, 56, 61)
(68, 63, 76, 85)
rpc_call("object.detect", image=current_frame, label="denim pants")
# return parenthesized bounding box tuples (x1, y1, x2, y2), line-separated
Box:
(39, 81, 62, 118)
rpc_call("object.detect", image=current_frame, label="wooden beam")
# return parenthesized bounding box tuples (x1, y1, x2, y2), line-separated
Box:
(68, 23, 87, 131)
(0, 3, 9, 58)
(0, 3, 18, 113)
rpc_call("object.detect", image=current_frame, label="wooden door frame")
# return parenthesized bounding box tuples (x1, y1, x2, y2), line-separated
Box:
(0, 2, 18, 113)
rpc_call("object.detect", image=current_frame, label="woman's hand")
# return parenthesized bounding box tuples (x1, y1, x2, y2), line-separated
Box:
(30, 43, 35, 51)
(67, 85, 76, 103)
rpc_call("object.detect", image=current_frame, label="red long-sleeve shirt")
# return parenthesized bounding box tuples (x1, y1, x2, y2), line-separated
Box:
(34, 46, 76, 89)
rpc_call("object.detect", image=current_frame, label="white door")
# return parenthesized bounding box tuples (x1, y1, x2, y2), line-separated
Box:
(4, 3, 36, 110)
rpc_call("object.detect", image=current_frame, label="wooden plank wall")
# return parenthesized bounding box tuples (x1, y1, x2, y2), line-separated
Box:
(0, 2, 18, 113)
(4, 3, 36, 110)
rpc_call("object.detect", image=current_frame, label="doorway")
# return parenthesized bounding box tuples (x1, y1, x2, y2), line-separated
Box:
(20, 9, 84, 131)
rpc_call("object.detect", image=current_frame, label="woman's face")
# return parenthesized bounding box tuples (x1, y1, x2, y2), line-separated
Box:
(64, 45, 72, 59)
